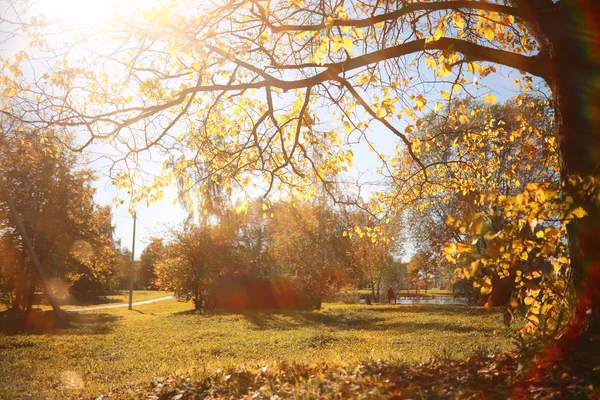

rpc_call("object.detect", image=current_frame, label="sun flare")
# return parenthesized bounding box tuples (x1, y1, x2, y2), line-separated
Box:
(32, 0, 159, 25)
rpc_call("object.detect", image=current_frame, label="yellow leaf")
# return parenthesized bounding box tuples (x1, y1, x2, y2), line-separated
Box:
(235, 201, 248, 214)
(483, 26, 495, 41)
(483, 93, 497, 105)
(453, 13, 465, 30)
(481, 285, 492, 296)
(459, 115, 470, 125)
(342, 36, 353, 51)
(296, 31, 310, 40)
(415, 94, 426, 111)
(572, 207, 588, 218)
(558, 256, 569, 264)
(444, 242, 457, 254)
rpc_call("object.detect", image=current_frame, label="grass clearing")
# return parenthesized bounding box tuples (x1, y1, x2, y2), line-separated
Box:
(1, 298, 516, 399)
(40, 290, 173, 311)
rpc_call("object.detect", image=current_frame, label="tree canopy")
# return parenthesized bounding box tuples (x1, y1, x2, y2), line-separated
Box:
(0, 126, 117, 310)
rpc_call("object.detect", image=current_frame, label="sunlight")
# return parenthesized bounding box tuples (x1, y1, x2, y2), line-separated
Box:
(2, 0, 599, 398)
(32, 0, 159, 25)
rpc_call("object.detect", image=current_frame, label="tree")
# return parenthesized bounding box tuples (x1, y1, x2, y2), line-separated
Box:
(407, 250, 437, 293)
(267, 201, 351, 309)
(138, 237, 164, 289)
(345, 209, 402, 300)
(406, 97, 558, 254)
(404, 97, 561, 311)
(0, 127, 117, 310)
(155, 221, 239, 310)
(348, 230, 394, 301)
(2, 0, 599, 342)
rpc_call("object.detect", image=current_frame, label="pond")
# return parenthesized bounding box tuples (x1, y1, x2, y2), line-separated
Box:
(359, 296, 469, 305)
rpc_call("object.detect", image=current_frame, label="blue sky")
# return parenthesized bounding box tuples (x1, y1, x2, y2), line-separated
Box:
(89, 65, 531, 258)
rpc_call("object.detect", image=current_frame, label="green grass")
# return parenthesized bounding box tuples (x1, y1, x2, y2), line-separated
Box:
(0, 300, 516, 399)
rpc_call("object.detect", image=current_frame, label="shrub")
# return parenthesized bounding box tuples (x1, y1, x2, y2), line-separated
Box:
(451, 278, 480, 305)
(325, 285, 360, 304)
(211, 275, 320, 312)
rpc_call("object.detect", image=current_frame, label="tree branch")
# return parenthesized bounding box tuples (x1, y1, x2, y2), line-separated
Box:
(269, 1, 527, 33)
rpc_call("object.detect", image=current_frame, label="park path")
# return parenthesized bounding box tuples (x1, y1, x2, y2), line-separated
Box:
(66, 296, 174, 312)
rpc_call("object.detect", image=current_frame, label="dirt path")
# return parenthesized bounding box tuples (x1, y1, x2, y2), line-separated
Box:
(66, 296, 174, 312)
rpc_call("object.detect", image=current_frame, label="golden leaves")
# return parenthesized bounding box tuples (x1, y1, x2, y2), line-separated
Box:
(452, 13, 465, 30)
(331, 36, 353, 52)
(571, 206, 587, 218)
(295, 30, 310, 40)
(415, 94, 427, 112)
(483, 93, 497, 105)
(236, 201, 249, 214)
(482, 26, 495, 41)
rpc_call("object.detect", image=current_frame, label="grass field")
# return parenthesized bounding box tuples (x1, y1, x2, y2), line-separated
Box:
(0, 296, 516, 399)
(46, 290, 173, 310)
(0, 290, 171, 313)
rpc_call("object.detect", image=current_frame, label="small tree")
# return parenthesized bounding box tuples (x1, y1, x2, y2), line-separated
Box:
(267, 201, 351, 309)
(155, 223, 238, 310)
(138, 237, 164, 289)
(408, 251, 437, 294)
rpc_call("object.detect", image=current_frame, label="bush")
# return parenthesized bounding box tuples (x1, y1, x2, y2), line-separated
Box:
(69, 276, 108, 302)
(451, 278, 480, 305)
(210, 275, 320, 312)
(325, 285, 360, 304)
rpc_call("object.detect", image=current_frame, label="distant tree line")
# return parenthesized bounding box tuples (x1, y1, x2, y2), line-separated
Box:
(145, 198, 403, 311)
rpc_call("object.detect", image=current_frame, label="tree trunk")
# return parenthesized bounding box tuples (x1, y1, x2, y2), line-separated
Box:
(24, 274, 37, 313)
(545, 0, 600, 343)
(370, 277, 376, 302)
(11, 267, 28, 312)
(11, 286, 23, 312)
(194, 282, 200, 310)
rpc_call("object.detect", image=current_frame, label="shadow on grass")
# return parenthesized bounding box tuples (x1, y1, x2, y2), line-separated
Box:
(242, 310, 386, 331)
(0, 309, 121, 336)
(169, 303, 497, 334)
(131, 309, 156, 316)
(240, 305, 497, 334)
(359, 304, 490, 316)
(55, 291, 127, 307)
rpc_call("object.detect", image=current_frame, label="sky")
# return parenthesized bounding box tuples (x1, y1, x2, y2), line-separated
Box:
(2, 0, 548, 258)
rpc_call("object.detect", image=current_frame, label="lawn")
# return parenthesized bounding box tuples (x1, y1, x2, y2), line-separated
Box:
(43, 290, 173, 311)
(0, 298, 516, 399)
